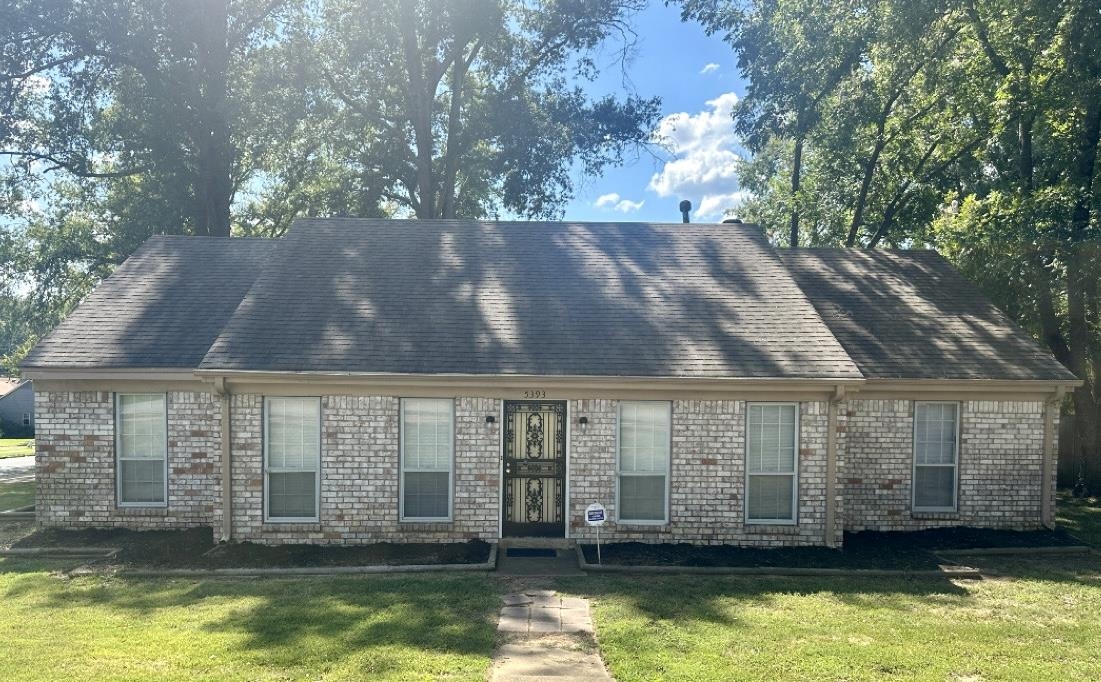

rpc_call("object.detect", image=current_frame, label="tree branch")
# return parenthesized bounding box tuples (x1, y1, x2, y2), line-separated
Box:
(228, 0, 287, 51)
(0, 150, 148, 178)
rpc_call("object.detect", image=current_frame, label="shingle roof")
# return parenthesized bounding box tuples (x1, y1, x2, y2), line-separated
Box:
(23, 236, 275, 369)
(780, 248, 1075, 381)
(199, 219, 862, 378)
(24, 220, 1074, 384)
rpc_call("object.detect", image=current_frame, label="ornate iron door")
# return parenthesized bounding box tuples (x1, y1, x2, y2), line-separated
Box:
(503, 401, 566, 537)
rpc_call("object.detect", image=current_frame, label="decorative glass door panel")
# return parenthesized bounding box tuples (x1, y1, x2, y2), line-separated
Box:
(503, 401, 566, 537)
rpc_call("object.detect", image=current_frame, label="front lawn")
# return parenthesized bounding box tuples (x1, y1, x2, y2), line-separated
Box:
(0, 438, 33, 459)
(1058, 490, 1101, 547)
(0, 560, 497, 681)
(0, 480, 34, 511)
(563, 554, 1101, 681)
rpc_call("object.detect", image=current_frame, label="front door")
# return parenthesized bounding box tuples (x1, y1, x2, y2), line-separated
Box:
(502, 400, 566, 537)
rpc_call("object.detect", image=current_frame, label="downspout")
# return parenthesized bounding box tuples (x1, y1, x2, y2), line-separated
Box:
(213, 376, 233, 542)
(824, 385, 845, 548)
(1041, 386, 1065, 529)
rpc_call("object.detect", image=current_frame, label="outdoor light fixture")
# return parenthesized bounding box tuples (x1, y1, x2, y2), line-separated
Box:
(485, 415, 496, 424)
(578, 416, 589, 431)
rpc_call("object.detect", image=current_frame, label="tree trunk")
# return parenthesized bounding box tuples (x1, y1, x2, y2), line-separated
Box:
(398, 4, 437, 219)
(439, 43, 476, 219)
(1066, 91, 1100, 493)
(789, 136, 803, 247)
(192, 0, 233, 237)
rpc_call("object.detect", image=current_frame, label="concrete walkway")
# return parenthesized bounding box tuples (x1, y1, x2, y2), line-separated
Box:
(496, 549, 586, 577)
(0, 455, 34, 483)
(491, 589, 612, 681)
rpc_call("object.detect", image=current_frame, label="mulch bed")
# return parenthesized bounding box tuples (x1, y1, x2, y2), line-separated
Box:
(12, 527, 492, 568)
(580, 527, 1085, 570)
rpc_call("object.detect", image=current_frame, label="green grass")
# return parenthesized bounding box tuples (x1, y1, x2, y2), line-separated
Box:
(0, 480, 33, 511)
(1058, 490, 1101, 547)
(562, 557, 1101, 681)
(0, 562, 497, 681)
(0, 438, 34, 458)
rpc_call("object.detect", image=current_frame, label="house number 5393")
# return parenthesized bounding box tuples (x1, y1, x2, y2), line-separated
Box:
(522, 390, 546, 399)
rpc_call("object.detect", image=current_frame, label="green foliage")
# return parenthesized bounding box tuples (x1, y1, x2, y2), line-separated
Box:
(0, 0, 659, 367)
(680, 0, 1101, 489)
(247, 0, 661, 226)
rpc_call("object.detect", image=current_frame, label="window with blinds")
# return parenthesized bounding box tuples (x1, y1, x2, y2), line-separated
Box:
(617, 401, 671, 523)
(746, 403, 798, 523)
(401, 398, 454, 521)
(265, 397, 321, 520)
(913, 402, 959, 511)
(116, 393, 167, 506)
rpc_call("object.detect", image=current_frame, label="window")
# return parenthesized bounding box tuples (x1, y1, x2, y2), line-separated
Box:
(116, 393, 167, 506)
(617, 401, 670, 523)
(22, 413, 30, 426)
(265, 397, 321, 521)
(746, 403, 798, 523)
(401, 398, 453, 521)
(913, 402, 959, 511)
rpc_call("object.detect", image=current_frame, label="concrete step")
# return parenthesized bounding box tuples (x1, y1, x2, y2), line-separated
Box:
(500, 537, 575, 550)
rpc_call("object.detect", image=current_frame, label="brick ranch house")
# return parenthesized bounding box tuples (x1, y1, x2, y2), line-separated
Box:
(22, 219, 1080, 547)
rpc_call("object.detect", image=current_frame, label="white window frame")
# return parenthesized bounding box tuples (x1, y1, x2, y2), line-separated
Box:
(912, 401, 960, 513)
(263, 396, 322, 523)
(744, 402, 800, 525)
(615, 400, 672, 525)
(115, 393, 169, 508)
(399, 398, 455, 522)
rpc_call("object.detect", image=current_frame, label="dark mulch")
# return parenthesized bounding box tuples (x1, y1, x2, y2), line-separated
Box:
(848, 526, 1083, 551)
(202, 539, 492, 569)
(13, 527, 492, 569)
(581, 527, 1085, 570)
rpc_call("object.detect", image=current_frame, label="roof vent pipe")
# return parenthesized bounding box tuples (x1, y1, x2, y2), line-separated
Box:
(679, 200, 692, 223)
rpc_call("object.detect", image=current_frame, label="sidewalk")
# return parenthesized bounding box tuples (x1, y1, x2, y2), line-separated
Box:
(491, 589, 612, 681)
(0, 455, 34, 483)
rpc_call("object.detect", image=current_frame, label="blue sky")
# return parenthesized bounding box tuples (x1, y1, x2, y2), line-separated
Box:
(562, 2, 748, 224)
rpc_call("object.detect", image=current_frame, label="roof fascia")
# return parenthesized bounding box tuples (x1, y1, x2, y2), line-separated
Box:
(196, 370, 863, 400)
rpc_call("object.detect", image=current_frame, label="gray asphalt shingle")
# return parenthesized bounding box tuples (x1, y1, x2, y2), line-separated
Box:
(23, 235, 275, 369)
(199, 219, 861, 378)
(24, 220, 1073, 383)
(780, 248, 1075, 381)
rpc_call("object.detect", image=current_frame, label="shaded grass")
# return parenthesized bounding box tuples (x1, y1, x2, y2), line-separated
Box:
(0, 438, 33, 459)
(0, 480, 33, 511)
(559, 555, 1101, 681)
(0, 559, 498, 681)
(1058, 490, 1101, 547)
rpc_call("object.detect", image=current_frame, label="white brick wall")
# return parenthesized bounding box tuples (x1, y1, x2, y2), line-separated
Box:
(35, 390, 222, 529)
(568, 399, 839, 547)
(231, 394, 500, 544)
(844, 399, 1051, 531)
(34, 389, 1052, 545)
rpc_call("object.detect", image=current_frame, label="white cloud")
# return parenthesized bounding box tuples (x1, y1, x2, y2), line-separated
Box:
(614, 199, 644, 213)
(648, 92, 745, 219)
(594, 192, 621, 208)
(699, 62, 720, 75)
(595, 192, 643, 213)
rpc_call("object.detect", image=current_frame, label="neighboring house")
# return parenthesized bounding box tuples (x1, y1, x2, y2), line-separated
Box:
(21, 219, 1079, 547)
(0, 378, 34, 438)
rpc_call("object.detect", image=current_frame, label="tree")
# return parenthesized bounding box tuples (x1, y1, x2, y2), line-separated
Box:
(250, 0, 661, 228)
(678, 0, 1101, 491)
(934, 0, 1101, 491)
(0, 0, 300, 238)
